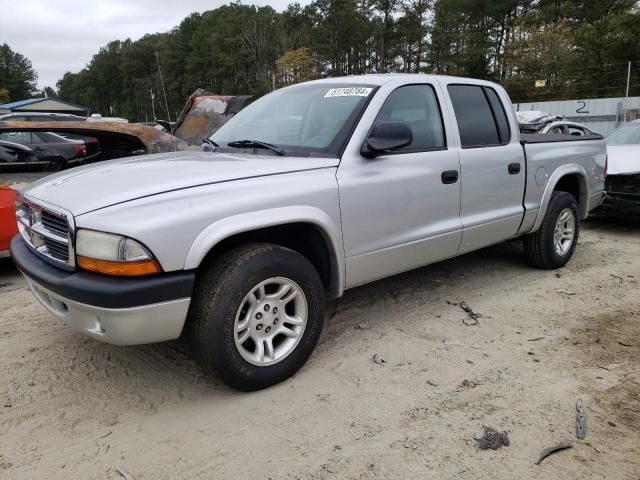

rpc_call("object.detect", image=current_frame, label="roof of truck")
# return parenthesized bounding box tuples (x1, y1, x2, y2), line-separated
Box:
(306, 74, 498, 87)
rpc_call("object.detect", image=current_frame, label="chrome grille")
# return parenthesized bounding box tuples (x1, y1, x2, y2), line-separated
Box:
(16, 198, 75, 268)
(41, 211, 69, 237)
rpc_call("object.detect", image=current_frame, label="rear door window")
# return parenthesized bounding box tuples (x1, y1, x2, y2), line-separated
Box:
(484, 88, 510, 143)
(447, 84, 509, 148)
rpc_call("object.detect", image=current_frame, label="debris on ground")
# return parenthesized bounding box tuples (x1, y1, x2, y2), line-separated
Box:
(608, 421, 616, 427)
(609, 273, 624, 282)
(617, 340, 633, 347)
(0, 282, 18, 293)
(115, 467, 135, 480)
(555, 289, 577, 296)
(554, 272, 562, 278)
(373, 354, 386, 365)
(535, 441, 573, 465)
(528, 335, 553, 342)
(354, 323, 371, 330)
(460, 379, 478, 388)
(474, 427, 510, 450)
(576, 400, 587, 439)
(459, 302, 482, 326)
(444, 339, 465, 349)
(426, 380, 439, 387)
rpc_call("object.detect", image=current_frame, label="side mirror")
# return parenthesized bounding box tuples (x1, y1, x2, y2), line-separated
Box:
(362, 121, 413, 157)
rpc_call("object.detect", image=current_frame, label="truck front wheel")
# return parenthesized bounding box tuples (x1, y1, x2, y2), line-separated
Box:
(524, 191, 580, 269)
(189, 243, 325, 391)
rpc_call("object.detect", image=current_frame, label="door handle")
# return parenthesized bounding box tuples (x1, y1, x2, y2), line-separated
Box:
(508, 163, 521, 175)
(441, 170, 459, 184)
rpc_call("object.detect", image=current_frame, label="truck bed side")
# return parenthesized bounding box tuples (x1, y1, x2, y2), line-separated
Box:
(518, 134, 607, 234)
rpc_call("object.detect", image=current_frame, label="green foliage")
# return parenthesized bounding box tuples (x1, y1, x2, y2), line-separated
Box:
(54, 0, 639, 119)
(0, 87, 10, 104)
(0, 43, 38, 102)
(276, 48, 317, 85)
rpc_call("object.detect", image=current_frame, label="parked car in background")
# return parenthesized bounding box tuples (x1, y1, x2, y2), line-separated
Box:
(0, 140, 38, 166)
(0, 113, 87, 122)
(0, 112, 101, 160)
(599, 120, 640, 218)
(0, 131, 87, 171)
(87, 114, 129, 123)
(516, 110, 597, 135)
(11, 74, 606, 391)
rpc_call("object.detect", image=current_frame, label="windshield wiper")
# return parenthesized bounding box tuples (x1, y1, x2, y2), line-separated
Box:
(227, 139, 285, 156)
(202, 138, 219, 151)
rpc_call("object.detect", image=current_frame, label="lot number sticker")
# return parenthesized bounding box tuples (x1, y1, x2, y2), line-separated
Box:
(324, 87, 373, 98)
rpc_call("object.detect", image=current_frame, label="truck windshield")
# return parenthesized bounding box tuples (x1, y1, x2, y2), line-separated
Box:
(210, 83, 377, 157)
(606, 123, 640, 145)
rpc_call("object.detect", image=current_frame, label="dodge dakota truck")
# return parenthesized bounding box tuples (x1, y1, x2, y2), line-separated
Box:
(10, 75, 606, 390)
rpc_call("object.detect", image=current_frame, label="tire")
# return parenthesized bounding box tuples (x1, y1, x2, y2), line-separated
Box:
(523, 191, 580, 269)
(189, 243, 325, 391)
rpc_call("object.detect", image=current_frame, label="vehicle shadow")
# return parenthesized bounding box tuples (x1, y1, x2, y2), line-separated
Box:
(584, 214, 640, 235)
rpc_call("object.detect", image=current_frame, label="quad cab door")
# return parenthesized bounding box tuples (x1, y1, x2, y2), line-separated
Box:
(443, 83, 526, 253)
(337, 83, 463, 288)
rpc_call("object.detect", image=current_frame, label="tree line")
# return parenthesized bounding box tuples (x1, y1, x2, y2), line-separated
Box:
(0, 43, 38, 104)
(2, 1, 639, 120)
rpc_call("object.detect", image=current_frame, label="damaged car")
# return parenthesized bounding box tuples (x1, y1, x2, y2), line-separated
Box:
(516, 110, 596, 136)
(600, 120, 640, 218)
(0, 92, 252, 258)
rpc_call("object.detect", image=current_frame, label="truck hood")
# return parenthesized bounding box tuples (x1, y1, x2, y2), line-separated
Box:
(23, 151, 339, 215)
(606, 145, 640, 175)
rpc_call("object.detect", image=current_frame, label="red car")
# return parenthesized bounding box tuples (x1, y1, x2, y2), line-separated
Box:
(0, 185, 17, 257)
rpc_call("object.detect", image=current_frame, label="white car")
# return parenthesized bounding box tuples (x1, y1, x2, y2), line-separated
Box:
(600, 120, 640, 218)
(516, 110, 597, 136)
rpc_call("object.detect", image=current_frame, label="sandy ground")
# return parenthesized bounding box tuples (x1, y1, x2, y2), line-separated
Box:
(1, 217, 638, 479)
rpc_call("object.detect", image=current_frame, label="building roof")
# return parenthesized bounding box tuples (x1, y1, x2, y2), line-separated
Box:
(0, 97, 88, 113)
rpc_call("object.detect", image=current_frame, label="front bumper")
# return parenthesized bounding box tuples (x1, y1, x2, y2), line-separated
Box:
(598, 174, 640, 219)
(10, 236, 195, 345)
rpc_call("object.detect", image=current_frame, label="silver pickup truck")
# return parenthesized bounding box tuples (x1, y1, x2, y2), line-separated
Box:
(11, 75, 606, 390)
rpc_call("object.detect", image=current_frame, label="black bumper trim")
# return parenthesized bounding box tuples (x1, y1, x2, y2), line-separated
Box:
(600, 194, 640, 217)
(10, 235, 195, 309)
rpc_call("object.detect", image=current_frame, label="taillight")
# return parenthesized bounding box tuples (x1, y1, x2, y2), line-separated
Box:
(604, 154, 608, 176)
(88, 137, 98, 144)
(72, 145, 87, 154)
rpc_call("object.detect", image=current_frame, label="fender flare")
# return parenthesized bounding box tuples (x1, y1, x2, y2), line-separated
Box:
(531, 164, 589, 232)
(184, 206, 345, 298)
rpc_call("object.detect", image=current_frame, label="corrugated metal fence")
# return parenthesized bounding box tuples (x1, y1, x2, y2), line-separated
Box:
(513, 96, 640, 135)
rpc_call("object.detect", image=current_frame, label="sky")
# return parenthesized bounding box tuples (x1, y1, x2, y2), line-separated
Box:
(3, 0, 303, 91)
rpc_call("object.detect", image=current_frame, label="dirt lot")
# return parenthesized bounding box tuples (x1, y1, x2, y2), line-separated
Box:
(1, 217, 638, 479)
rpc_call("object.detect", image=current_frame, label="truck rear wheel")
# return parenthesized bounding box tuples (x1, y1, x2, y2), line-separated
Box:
(523, 191, 580, 269)
(189, 243, 325, 391)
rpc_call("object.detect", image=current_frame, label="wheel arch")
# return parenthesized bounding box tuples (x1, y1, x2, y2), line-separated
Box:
(184, 206, 345, 298)
(531, 166, 589, 232)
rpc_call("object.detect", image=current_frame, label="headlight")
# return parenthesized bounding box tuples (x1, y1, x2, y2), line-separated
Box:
(76, 229, 161, 276)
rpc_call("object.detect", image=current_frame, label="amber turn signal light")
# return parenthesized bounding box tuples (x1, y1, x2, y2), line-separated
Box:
(77, 256, 162, 277)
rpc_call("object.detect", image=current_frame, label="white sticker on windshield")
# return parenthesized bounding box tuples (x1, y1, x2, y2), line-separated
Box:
(324, 87, 373, 98)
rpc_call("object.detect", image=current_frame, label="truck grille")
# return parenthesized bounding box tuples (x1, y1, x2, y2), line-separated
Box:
(16, 199, 75, 268)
